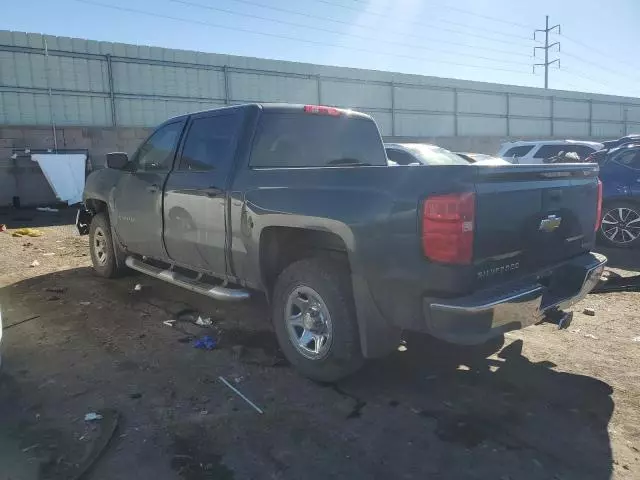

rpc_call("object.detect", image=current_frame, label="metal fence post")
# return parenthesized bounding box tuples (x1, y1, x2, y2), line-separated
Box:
(106, 54, 117, 126)
(223, 65, 230, 105)
(588, 99, 593, 137)
(390, 82, 396, 137)
(453, 88, 458, 137)
(623, 105, 628, 135)
(550, 96, 554, 137)
(505, 92, 510, 137)
(316, 75, 322, 104)
(43, 38, 58, 150)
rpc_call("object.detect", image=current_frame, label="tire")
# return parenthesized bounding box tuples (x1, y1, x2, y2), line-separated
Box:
(598, 202, 640, 248)
(89, 213, 127, 278)
(272, 257, 364, 382)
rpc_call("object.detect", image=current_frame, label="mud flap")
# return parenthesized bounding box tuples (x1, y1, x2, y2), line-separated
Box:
(75, 207, 92, 235)
(351, 273, 402, 358)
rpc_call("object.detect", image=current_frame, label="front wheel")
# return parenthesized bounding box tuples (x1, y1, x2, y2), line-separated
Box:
(598, 202, 640, 248)
(89, 213, 127, 278)
(272, 257, 364, 382)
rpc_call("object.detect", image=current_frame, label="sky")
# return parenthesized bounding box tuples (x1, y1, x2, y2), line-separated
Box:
(3, 0, 639, 98)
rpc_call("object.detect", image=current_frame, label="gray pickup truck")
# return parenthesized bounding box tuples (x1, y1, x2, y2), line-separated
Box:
(78, 103, 606, 381)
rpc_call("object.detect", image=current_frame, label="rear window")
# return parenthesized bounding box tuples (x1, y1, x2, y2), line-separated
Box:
(534, 144, 596, 160)
(250, 112, 386, 167)
(503, 145, 534, 158)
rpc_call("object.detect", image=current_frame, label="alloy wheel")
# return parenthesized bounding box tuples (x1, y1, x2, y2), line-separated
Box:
(601, 207, 640, 245)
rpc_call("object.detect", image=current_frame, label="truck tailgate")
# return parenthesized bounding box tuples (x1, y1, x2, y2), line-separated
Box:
(473, 163, 600, 287)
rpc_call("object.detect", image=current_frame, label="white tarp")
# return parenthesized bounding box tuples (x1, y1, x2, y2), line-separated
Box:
(31, 153, 87, 205)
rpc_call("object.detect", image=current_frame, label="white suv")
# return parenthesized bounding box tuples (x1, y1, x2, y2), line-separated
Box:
(498, 140, 604, 164)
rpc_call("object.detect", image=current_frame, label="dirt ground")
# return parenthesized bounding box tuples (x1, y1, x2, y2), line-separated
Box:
(1, 209, 639, 480)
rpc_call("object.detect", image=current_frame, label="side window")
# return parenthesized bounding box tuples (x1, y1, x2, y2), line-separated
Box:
(386, 149, 416, 165)
(179, 113, 241, 171)
(503, 145, 534, 158)
(573, 146, 597, 159)
(613, 149, 640, 170)
(135, 122, 183, 171)
(533, 145, 565, 159)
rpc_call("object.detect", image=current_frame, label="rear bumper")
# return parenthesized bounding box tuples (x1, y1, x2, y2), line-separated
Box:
(424, 252, 606, 345)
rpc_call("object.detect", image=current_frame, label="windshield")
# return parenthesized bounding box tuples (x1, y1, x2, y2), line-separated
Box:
(402, 144, 469, 166)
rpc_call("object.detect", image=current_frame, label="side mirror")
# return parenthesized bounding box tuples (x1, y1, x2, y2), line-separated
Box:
(106, 152, 129, 170)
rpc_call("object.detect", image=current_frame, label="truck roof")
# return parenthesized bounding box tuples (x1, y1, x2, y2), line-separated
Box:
(164, 103, 373, 123)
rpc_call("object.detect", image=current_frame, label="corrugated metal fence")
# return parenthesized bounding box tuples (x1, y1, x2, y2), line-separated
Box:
(2, 30, 640, 138)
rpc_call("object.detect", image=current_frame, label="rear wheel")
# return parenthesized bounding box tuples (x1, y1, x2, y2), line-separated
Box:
(272, 257, 364, 382)
(89, 213, 127, 278)
(598, 202, 640, 248)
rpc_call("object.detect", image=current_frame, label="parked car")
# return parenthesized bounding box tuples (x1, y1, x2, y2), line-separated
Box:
(498, 140, 603, 164)
(602, 134, 640, 150)
(78, 103, 606, 381)
(455, 152, 511, 165)
(591, 143, 640, 248)
(385, 143, 509, 166)
(385, 143, 468, 166)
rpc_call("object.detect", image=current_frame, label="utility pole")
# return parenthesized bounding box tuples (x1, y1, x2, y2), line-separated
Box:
(533, 15, 560, 89)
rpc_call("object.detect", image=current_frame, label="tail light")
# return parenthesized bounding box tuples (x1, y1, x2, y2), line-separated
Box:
(422, 193, 475, 264)
(303, 105, 341, 116)
(595, 179, 603, 232)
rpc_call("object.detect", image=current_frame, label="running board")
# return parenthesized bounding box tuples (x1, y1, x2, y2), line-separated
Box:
(125, 256, 250, 302)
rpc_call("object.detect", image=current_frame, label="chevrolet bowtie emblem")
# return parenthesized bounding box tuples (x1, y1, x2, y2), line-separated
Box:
(539, 215, 562, 232)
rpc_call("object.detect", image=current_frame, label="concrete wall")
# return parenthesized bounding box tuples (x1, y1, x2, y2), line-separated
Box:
(0, 126, 150, 206)
(1, 29, 640, 136)
(2, 29, 640, 206)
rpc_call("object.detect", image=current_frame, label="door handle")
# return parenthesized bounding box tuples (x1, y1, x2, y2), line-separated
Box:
(146, 184, 159, 193)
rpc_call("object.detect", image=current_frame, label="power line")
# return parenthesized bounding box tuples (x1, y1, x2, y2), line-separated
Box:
(72, 0, 534, 76)
(561, 51, 640, 83)
(347, 0, 536, 31)
(310, 0, 539, 46)
(185, 0, 531, 59)
(172, 0, 532, 66)
(559, 66, 618, 91)
(553, 69, 586, 92)
(561, 66, 640, 98)
(560, 34, 634, 69)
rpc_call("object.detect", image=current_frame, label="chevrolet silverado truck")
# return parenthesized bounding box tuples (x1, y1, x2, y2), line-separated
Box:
(77, 103, 606, 381)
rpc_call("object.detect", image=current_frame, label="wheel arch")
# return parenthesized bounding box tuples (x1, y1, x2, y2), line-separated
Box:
(258, 226, 351, 297)
(258, 225, 400, 359)
(85, 198, 109, 216)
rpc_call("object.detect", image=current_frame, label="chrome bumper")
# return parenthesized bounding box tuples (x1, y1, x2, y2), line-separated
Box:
(426, 252, 607, 345)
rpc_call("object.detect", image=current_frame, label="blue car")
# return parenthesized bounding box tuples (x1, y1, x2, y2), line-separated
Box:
(589, 143, 640, 247)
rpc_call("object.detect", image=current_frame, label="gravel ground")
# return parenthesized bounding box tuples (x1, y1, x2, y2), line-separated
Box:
(0, 209, 639, 480)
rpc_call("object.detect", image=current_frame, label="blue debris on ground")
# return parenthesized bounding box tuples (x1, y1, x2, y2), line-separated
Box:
(193, 335, 217, 351)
